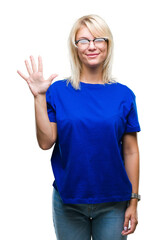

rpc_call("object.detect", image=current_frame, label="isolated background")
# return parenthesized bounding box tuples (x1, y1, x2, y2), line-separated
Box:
(0, 0, 157, 239)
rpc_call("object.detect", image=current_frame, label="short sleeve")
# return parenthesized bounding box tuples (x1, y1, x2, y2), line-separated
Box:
(46, 84, 57, 123)
(125, 90, 141, 133)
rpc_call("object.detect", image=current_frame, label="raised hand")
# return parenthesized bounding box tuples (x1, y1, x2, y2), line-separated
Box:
(17, 56, 58, 97)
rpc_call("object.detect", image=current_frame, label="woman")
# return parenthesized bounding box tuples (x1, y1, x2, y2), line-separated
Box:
(17, 14, 141, 240)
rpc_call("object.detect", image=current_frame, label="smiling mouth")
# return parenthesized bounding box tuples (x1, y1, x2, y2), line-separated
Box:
(86, 53, 99, 57)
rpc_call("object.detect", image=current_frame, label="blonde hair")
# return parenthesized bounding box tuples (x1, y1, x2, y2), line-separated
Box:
(67, 14, 115, 90)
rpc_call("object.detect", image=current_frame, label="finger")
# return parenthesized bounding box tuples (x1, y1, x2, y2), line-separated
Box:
(47, 74, 58, 83)
(38, 55, 43, 72)
(122, 227, 135, 235)
(25, 59, 33, 75)
(124, 216, 130, 231)
(17, 70, 28, 81)
(129, 218, 137, 233)
(121, 216, 130, 235)
(121, 221, 137, 236)
(30, 55, 37, 73)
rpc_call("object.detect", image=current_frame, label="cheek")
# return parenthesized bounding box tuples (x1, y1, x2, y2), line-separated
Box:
(101, 47, 108, 60)
(103, 50, 108, 60)
(77, 50, 86, 62)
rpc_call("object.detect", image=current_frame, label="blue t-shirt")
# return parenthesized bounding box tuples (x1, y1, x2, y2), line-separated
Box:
(46, 79, 141, 204)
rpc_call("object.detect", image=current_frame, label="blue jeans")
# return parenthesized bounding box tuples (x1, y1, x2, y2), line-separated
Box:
(52, 188, 128, 240)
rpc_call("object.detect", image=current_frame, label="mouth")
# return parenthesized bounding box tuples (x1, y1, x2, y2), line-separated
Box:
(86, 53, 100, 58)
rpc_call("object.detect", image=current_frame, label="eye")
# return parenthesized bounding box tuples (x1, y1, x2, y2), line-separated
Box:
(78, 39, 89, 44)
(94, 38, 105, 43)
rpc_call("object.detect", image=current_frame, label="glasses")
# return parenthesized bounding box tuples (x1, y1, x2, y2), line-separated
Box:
(75, 37, 108, 49)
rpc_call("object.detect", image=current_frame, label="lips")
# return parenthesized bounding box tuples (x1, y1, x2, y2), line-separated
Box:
(86, 53, 99, 57)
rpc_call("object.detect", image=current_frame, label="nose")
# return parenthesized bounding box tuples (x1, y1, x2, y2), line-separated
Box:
(88, 40, 96, 50)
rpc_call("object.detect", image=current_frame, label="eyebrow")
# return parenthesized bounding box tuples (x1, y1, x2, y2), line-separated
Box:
(77, 37, 90, 40)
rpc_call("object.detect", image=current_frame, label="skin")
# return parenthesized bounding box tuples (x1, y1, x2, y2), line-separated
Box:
(76, 26, 140, 236)
(75, 25, 108, 84)
(17, 56, 58, 149)
(17, 25, 140, 236)
(121, 132, 139, 235)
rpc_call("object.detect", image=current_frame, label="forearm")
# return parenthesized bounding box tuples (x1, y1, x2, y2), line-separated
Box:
(34, 94, 54, 149)
(124, 151, 140, 207)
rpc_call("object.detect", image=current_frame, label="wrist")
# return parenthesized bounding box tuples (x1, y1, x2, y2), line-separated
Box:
(34, 93, 46, 103)
(34, 93, 47, 109)
(34, 93, 46, 99)
(131, 193, 141, 201)
(128, 193, 141, 207)
(129, 198, 138, 207)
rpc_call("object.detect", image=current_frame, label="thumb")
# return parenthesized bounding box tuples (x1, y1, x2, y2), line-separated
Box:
(47, 74, 58, 84)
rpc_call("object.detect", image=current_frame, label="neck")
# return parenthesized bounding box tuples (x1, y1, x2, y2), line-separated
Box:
(80, 65, 103, 84)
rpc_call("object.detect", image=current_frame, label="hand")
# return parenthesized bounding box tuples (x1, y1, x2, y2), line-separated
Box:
(121, 204, 138, 236)
(17, 55, 58, 97)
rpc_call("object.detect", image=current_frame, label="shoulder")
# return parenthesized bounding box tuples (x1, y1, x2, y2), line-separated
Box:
(49, 79, 67, 89)
(47, 79, 68, 94)
(112, 81, 136, 99)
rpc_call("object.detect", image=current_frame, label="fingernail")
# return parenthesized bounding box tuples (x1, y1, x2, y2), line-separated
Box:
(124, 226, 128, 231)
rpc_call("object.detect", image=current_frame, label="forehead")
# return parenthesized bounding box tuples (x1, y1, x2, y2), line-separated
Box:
(76, 25, 96, 39)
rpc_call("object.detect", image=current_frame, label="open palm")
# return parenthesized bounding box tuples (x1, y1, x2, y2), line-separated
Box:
(17, 56, 58, 97)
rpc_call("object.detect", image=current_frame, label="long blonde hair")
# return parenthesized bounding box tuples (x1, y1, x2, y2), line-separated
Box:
(67, 14, 115, 90)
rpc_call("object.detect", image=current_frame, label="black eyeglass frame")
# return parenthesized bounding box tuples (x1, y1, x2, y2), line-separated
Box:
(75, 37, 109, 45)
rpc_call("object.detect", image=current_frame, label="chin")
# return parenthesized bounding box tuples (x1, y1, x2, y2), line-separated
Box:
(83, 56, 106, 67)
(85, 61, 103, 69)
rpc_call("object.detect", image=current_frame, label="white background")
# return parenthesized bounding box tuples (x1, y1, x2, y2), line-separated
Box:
(0, 0, 157, 239)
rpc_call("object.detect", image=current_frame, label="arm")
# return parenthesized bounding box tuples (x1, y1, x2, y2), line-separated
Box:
(121, 132, 140, 236)
(17, 55, 58, 150)
(34, 94, 57, 150)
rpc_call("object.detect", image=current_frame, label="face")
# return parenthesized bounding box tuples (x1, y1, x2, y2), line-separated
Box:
(75, 25, 108, 69)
